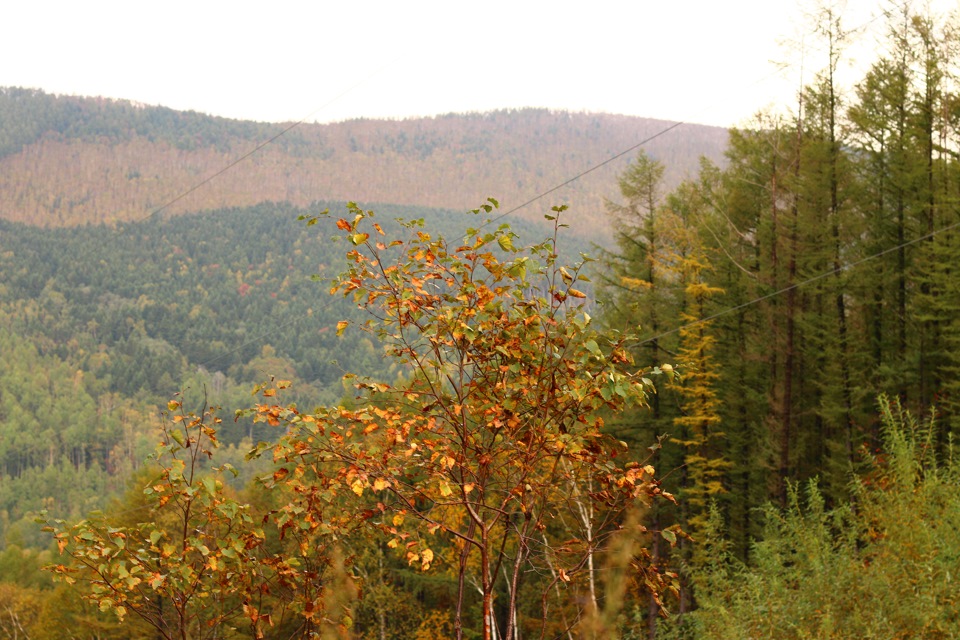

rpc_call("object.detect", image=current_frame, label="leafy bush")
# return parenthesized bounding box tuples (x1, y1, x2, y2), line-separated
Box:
(668, 397, 960, 639)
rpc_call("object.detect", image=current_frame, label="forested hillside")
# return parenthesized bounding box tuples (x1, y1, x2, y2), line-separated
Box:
(0, 88, 727, 236)
(2, 2, 960, 638)
(0, 202, 583, 545)
(596, 4, 960, 636)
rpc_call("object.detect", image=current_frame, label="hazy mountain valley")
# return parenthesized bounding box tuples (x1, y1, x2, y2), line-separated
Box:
(2, 5, 960, 634)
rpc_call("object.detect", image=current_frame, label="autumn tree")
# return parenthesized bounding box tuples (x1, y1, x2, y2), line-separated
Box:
(659, 183, 727, 549)
(47, 399, 289, 640)
(250, 201, 678, 640)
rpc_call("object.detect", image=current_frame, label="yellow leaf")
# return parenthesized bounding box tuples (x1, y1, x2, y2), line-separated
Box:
(351, 480, 364, 496)
(463, 483, 475, 495)
(421, 548, 434, 570)
(393, 514, 405, 527)
(567, 288, 587, 299)
(439, 481, 452, 497)
(336, 320, 349, 336)
(373, 478, 390, 491)
(387, 539, 399, 549)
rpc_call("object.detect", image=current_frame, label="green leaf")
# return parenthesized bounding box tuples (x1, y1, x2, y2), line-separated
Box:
(203, 476, 216, 497)
(584, 340, 601, 356)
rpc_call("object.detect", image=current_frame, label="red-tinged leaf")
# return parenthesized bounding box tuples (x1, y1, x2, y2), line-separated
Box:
(336, 218, 352, 231)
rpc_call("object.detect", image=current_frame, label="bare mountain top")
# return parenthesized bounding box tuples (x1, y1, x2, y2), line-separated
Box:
(0, 88, 728, 236)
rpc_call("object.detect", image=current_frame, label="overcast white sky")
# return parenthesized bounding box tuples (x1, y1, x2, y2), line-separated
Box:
(3, 0, 957, 129)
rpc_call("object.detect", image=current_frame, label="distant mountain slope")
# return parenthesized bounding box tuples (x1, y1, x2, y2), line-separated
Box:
(0, 88, 728, 236)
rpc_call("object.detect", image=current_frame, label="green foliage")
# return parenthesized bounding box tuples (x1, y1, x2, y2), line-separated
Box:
(46, 398, 305, 640)
(0, 202, 582, 407)
(595, 5, 960, 579)
(666, 397, 960, 639)
(0, 87, 279, 159)
(0, 325, 153, 547)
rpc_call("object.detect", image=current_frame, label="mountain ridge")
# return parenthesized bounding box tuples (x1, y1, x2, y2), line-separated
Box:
(0, 88, 729, 236)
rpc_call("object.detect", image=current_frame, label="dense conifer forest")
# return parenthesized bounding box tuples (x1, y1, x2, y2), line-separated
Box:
(1, 2, 959, 638)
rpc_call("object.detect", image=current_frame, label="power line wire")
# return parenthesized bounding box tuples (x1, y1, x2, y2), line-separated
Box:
(487, 2, 889, 226)
(193, 66, 794, 368)
(135, 64, 393, 224)
(191, 57, 808, 371)
(488, 122, 686, 225)
(192, 5, 901, 372)
(638, 219, 960, 347)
